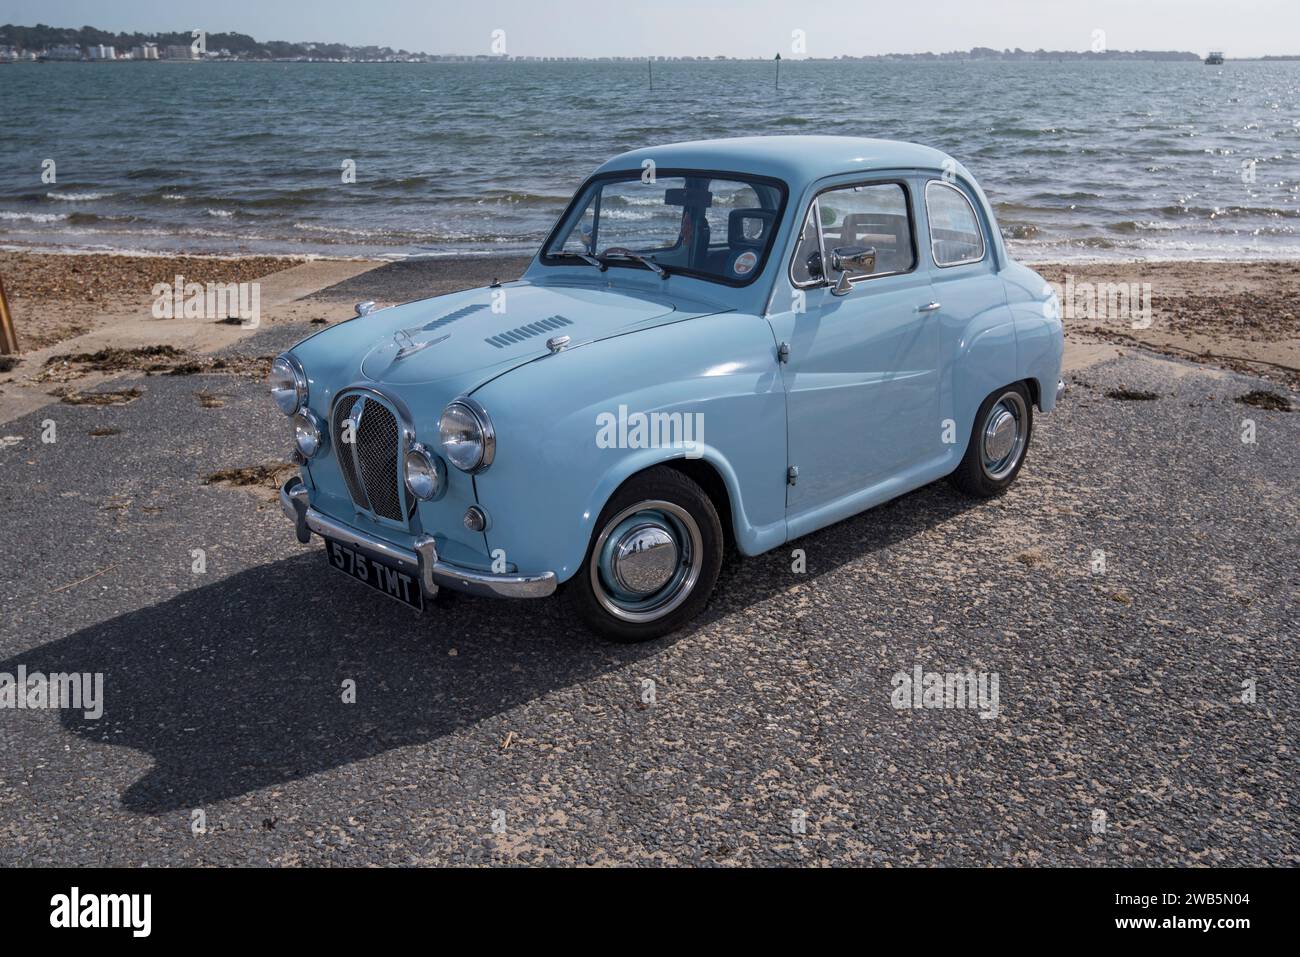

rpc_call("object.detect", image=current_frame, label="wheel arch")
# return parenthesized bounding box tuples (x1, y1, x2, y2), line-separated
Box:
(581, 447, 743, 567)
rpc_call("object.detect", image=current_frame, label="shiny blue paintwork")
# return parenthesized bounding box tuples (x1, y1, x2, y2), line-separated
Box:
(286, 136, 1063, 587)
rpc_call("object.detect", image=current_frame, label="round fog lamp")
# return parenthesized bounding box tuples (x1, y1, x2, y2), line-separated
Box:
(293, 409, 324, 458)
(404, 443, 442, 501)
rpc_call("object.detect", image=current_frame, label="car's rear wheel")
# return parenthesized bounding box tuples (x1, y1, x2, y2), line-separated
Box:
(949, 384, 1033, 497)
(565, 466, 723, 642)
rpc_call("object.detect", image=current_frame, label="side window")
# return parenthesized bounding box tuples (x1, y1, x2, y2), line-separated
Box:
(926, 181, 986, 266)
(814, 182, 916, 278)
(790, 201, 823, 286)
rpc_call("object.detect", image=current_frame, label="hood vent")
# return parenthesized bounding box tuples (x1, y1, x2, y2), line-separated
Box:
(417, 303, 488, 333)
(484, 315, 573, 349)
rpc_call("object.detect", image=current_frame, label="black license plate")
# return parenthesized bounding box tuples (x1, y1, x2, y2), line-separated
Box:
(324, 537, 424, 612)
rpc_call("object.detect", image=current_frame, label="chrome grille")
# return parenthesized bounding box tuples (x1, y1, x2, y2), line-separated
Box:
(331, 392, 405, 523)
(332, 394, 367, 508)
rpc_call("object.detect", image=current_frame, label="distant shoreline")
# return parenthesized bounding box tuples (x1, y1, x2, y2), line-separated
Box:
(7, 54, 1300, 64)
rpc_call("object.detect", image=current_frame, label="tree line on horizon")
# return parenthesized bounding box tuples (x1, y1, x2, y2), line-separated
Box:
(5, 23, 1273, 62)
(0, 23, 413, 58)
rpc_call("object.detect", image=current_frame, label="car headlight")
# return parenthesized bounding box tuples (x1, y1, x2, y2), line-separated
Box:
(404, 443, 444, 501)
(438, 398, 495, 473)
(293, 409, 325, 458)
(269, 354, 307, 415)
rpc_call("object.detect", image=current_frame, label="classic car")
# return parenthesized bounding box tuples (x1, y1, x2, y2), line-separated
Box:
(274, 135, 1064, 642)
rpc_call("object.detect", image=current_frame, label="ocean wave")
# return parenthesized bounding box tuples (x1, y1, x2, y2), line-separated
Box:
(1108, 220, 1180, 233)
(46, 190, 115, 201)
(291, 221, 538, 245)
(0, 211, 69, 223)
(1001, 223, 1040, 239)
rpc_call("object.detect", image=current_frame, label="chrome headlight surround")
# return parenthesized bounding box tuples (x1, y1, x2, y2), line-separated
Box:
(438, 397, 495, 473)
(269, 354, 308, 416)
(404, 442, 446, 501)
(292, 408, 326, 459)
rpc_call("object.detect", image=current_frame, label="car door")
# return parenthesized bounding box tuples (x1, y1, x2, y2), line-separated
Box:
(766, 178, 942, 534)
(921, 177, 1014, 472)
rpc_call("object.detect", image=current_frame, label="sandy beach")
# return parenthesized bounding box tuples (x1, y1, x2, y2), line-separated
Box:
(1, 251, 1296, 425)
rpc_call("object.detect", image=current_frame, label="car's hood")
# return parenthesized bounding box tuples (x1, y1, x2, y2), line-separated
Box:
(295, 280, 724, 394)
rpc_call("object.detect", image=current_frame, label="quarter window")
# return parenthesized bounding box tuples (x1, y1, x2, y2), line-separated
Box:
(790, 203, 823, 285)
(926, 181, 985, 266)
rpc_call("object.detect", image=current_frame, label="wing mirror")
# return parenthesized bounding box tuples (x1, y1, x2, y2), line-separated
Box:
(829, 245, 876, 296)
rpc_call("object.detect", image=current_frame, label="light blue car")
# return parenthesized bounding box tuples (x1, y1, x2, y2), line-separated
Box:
(274, 136, 1064, 642)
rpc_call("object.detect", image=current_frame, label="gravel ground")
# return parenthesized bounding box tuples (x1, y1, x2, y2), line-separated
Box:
(0, 319, 1295, 866)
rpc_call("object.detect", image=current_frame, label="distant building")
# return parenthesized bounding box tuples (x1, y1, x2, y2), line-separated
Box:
(131, 43, 160, 60)
(162, 44, 197, 60)
(45, 45, 84, 61)
(88, 44, 116, 60)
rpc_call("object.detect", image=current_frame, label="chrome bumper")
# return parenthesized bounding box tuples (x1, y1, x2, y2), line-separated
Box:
(1055, 378, 1066, 403)
(280, 477, 556, 600)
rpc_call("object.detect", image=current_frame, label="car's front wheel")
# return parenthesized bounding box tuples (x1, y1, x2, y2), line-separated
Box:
(565, 466, 723, 643)
(949, 383, 1034, 497)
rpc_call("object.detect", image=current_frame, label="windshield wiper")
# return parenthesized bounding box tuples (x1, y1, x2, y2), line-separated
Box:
(554, 250, 606, 269)
(598, 249, 668, 279)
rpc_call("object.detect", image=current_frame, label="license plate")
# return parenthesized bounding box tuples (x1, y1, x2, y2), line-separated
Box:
(324, 537, 424, 612)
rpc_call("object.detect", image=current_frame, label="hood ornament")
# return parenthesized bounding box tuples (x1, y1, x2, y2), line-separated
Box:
(393, 328, 448, 361)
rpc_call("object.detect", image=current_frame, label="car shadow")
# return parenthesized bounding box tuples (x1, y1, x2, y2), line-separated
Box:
(3, 480, 979, 814)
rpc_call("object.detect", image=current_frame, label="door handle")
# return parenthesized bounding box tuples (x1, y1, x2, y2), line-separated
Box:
(917, 301, 941, 313)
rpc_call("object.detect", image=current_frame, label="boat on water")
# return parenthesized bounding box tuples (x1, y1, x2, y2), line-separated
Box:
(1205, 51, 1225, 65)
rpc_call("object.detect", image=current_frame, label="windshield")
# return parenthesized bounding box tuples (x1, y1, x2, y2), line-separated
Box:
(542, 171, 786, 286)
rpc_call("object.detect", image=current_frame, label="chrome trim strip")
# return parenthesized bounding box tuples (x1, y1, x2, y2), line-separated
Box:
(280, 478, 556, 599)
(346, 396, 373, 512)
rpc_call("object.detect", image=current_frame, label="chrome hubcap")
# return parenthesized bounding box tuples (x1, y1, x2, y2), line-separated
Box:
(592, 500, 702, 623)
(981, 391, 1028, 480)
(984, 410, 1017, 462)
(611, 523, 679, 595)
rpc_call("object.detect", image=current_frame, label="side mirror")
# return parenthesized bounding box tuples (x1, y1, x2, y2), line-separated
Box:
(829, 245, 876, 297)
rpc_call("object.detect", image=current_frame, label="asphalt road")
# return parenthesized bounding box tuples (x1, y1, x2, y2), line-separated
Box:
(0, 315, 1295, 865)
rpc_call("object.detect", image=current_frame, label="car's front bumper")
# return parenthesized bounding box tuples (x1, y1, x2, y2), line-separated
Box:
(280, 476, 557, 600)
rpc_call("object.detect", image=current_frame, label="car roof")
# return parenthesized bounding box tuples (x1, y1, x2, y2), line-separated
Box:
(593, 135, 957, 186)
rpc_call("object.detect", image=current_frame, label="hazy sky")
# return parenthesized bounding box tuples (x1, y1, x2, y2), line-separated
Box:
(1, 0, 1294, 58)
